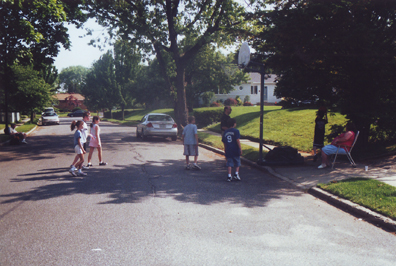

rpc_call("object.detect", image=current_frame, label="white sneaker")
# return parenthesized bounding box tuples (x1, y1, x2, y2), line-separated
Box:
(82, 165, 90, 170)
(318, 164, 327, 169)
(77, 171, 87, 176)
(70, 165, 77, 171)
(69, 169, 77, 177)
(192, 163, 201, 170)
(233, 173, 241, 181)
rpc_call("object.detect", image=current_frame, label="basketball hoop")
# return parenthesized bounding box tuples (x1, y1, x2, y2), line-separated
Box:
(238, 42, 251, 69)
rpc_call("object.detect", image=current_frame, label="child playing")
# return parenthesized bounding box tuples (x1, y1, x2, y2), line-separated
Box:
(87, 116, 107, 166)
(69, 111, 90, 172)
(222, 118, 242, 182)
(182, 116, 201, 170)
(69, 120, 87, 177)
(313, 106, 328, 162)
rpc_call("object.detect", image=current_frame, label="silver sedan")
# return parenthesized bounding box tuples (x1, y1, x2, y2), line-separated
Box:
(39, 112, 60, 126)
(136, 113, 178, 141)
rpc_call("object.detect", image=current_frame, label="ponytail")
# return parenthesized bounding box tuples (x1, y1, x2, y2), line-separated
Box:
(71, 120, 83, 131)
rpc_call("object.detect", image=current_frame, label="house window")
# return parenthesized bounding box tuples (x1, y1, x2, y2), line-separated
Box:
(251, 86, 258, 94)
(239, 86, 243, 90)
(264, 86, 268, 101)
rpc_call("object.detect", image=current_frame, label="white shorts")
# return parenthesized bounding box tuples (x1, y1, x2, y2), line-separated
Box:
(184, 144, 199, 156)
(74, 145, 83, 154)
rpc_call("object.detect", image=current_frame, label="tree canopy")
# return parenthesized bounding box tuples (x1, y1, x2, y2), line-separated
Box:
(252, 0, 396, 145)
(59, 66, 89, 94)
(85, 0, 250, 127)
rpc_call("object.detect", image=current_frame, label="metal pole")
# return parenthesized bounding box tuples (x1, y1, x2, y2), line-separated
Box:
(258, 69, 265, 164)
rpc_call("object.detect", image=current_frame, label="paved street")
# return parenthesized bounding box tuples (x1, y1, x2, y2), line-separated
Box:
(1, 118, 396, 265)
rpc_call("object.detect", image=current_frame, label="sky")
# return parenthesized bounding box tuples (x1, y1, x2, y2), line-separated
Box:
(54, 19, 108, 72)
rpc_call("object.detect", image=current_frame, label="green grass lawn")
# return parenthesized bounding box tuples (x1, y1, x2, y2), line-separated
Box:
(205, 106, 347, 152)
(318, 178, 396, 220)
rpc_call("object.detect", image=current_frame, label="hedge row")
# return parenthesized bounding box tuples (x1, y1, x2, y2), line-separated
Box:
(104, 110, 136, 119)
(193, 109, 223, 128)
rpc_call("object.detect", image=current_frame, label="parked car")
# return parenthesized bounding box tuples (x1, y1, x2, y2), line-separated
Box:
(67, 109, 85, 117)
(136, 113, 178, 141)
(39, 112, 60, 126)
(42, 107, 54, 115)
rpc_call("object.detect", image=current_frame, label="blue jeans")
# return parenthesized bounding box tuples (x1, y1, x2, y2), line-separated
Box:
(322, 145, 347, 155)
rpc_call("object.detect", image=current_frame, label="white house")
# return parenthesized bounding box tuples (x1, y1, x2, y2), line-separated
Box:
(213, 73, 281, 105)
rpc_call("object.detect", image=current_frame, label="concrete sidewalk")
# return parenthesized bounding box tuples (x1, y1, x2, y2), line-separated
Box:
(199, 128, 396, 231)
(198, 128, 396, 189)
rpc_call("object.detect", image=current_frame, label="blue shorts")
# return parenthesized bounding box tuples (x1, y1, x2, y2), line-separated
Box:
(322, 145, 347, 155)
(226, 156, 241, 167)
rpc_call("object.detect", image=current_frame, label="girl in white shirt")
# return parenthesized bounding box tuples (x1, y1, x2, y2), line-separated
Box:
(87, 116, 107, 166)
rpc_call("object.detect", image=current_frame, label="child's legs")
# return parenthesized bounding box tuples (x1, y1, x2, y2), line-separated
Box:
(185, 156, 189, 165)
(76, 154, 85, 169)
(88, 147, 95, 163)
(97, 146, 103, 162)
(194, 155, 198, 164)
(228, 166, 232, 175)
(71, 154, 79, 166)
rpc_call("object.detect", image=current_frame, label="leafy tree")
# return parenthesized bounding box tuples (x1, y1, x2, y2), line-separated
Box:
(0, 0, 86, 126)
(8, 64, 53, 121)
(83, 51, 120, 116)
(114, 39, 142, 120)
(85, 0, 250, 128)
(252, 0, 396, 146)
(185, 46, 249, 110)
(59, 66, 89, 94)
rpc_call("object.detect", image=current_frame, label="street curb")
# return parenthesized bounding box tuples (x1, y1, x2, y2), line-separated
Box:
(309, 187, 396, 232)
(199, 142, 396, 232)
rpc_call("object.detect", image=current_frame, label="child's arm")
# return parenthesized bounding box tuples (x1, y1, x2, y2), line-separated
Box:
(237, 139, 242, 156)
(95, 125, 101, 146)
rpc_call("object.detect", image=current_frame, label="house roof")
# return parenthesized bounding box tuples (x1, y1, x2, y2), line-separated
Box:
(248, 73, 278, 84)
(54, 93, 85, 101)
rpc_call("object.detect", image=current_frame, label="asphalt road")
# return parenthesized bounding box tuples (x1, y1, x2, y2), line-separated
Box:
(1, 118, 396, 266)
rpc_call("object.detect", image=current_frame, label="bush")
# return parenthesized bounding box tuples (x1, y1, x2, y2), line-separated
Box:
(193, 109, 223, 128)
(243, 95, 250, 103)
(210, 102, 221, 107)
(243, 102, 254, 106)
(224, 98, 238, 106)
(235, 96, 243, 106)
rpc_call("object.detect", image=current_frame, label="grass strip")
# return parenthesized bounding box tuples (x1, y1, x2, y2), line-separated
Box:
(318, 178, 396, 220)
(198, 132, 264, 162)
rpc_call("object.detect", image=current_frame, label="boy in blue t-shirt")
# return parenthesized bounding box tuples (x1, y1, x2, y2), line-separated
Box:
(182, 116, 201, 170)
(222, 118, 242, 182)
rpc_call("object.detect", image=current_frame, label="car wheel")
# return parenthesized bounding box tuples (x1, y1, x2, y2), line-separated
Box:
(136, 128, 140, 138)
(43, 122, 46, 126)
(142, 130, 147, 140)
(171, 136, 177, 141)
(70, 114, 73, 117)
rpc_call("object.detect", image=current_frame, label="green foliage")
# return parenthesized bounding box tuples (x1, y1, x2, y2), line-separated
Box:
(235, 96, 243, 106)
(59, 66, 89, 94)
(8, 64, 52, 114)
(318, 178, 396, 220)
(252, 0, 396, 145)
(193, 108, 224, 128)
(243, 95, 250, 103)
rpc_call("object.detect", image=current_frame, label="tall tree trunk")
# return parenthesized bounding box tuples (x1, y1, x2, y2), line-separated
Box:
(175, 65, 188, 131)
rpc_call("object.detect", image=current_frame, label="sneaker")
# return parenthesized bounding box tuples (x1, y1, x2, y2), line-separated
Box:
(99, 162, 108, 166)
(77, 171, 87, 176)
(233, 173, 241, 181)
(185, 164, 191, 170)
(87, 163, 93, 167)
(82, 165, 90, 170)
(227, 176, 232, 182)
(70, 165, 77, 171)
(21, 139, 27, 144)
(318, 164, 327, 169)
(69, 169, 77, 177)
(192, 163, 201, 170)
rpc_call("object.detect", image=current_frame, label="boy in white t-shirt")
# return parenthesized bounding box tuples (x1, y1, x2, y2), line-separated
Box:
(182, 116, 200, 170)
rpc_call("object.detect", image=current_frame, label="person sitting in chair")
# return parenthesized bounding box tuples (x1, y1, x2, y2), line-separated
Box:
(318, 122, 356, 169)
(7, 123, 28, 144)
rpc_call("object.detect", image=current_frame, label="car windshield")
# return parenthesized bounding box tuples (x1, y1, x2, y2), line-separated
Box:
(148, 115, 173, 122)
(43, 112, 57, 116)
